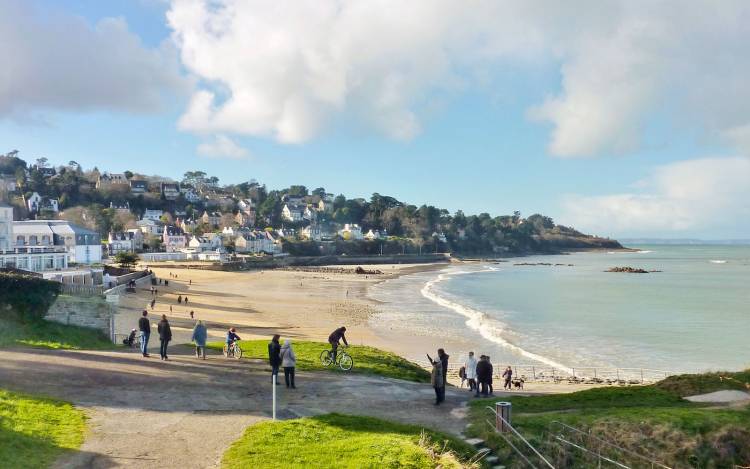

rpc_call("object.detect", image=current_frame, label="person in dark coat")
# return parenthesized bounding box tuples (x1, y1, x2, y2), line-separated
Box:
(427, 349, 449, 404)
(138, 310, 150, 357)
(157, 314, 172, 360)
(503, 365, 513, 390)
(475, 355, 491, 397)
(428, 355, 444, 405)
(268, 334, 281, 384)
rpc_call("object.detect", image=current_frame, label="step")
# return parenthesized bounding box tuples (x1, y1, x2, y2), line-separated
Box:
(485, 455, 499, 464)
(464, 437, 485, 448)
(476, 448, 491, 457)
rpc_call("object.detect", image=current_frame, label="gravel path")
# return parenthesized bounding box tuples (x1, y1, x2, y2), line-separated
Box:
(0, 347, 471, 468)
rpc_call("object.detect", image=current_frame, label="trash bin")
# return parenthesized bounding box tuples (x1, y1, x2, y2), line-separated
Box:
(496, 401, 512, 433)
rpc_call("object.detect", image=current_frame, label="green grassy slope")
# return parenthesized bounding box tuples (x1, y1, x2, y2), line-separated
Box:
(0, 389, 87, 469)
(0, 317, 113, 350)
(206, 339, 430, 383)
(222, 413, 479, 469)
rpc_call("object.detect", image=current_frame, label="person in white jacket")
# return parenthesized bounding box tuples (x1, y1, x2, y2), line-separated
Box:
(280, 339, 297, 389)
(465, 351, 478, 392)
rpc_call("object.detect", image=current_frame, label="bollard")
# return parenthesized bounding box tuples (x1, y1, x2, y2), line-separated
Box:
(495, 401, 512, 433)
(272, 373, 277, 421)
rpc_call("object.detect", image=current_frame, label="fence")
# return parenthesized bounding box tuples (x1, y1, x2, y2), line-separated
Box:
(417, 361, 675, 385)
(59, 283, 104, 296)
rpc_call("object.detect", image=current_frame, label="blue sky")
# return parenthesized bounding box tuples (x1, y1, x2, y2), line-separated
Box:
(2, 0, 749, 239)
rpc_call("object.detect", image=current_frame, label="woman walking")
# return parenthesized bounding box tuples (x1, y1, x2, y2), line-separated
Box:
(191, 320, 207, 359)
(429, 355, 444, 405)
(280, 339, 297, 389)
(157, 314, 172, 360)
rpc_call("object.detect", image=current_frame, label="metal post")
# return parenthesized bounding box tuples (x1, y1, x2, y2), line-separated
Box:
(640, 369, 644, 384)
(495, 402, 512, 433)
(532, 366, 536, 379)
(272, 373, 277, 421)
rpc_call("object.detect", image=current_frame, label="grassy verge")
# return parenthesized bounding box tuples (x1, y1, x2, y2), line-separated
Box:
(222, 413, 480, 469)
(465, 373, 750, 468)
(0, 317, 114, 350)
(206, 339, 430, 383)
(0, 388, 87, 469)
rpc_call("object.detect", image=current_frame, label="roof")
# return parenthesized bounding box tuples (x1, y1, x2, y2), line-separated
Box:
(13, 220, 99, 236)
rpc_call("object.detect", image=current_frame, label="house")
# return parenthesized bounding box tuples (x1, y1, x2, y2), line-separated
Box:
(177, 218, 198, 233)
(162, 226, 187, 252)
(0, 175, 17, 193)
(234, 230, 280, 255)
(238, 199, 255, 214)
(217, 197, 235, 211)
(0, 204, 68, 272)
(303, 206, 317, 222)
(129, 180, 148, 193)
(282, 203, 305, 222)
(188, 236, 213, 252)
(364, 229, 381, 241)
(109, 201, 130, 214)
(137, 218, 164, 236)
(317, 193, 335, 213)
(96, 173, 129, 189)
(180, 188, 201, 203)
(201, 211, 222, 228)
(142, 209, 163, 221)
(301, 225, 323, 241)
(26, 192, 59, 214)
(107, 230, 144, 255)
(161, 182, 180, 200)
(33, 166, 57, 178)
(432, 232, 447, 243)
(13, 220, 102, 264)
(338, 224, 363, 240)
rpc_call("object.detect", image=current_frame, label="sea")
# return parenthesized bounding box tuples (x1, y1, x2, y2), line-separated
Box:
(368, 245, 750, 375)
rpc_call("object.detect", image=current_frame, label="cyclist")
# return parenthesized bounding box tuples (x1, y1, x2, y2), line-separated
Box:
(328, 326, 348, 362)
(225, 327, 241, 355)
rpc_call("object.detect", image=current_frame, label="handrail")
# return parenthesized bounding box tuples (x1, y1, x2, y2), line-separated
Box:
(484, 419, 538, 469)
(486, 406, 555, 469)
(550, 421, 672, 469)
(553, 435, 630, 469)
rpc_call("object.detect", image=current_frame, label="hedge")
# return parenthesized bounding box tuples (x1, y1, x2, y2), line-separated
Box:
(0, 273, 61, 322)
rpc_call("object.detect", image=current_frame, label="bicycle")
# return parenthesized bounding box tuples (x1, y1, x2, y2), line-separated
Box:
(223, 341, 243, 359)
(320, 347, 354, 371)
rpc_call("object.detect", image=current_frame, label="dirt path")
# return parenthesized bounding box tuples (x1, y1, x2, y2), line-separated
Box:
(0, 347, 471, 468)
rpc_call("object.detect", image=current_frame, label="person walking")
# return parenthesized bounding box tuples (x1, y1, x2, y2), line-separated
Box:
(184, 296, 188, 305)
(437, 348, 449, 403)
(503, 365, 513, 390)
(150, 298, 156, 310)
(465, 351, 478, 392)
(428, 355, 444, 405)
(138, 310, 150, 357)
(189, 310, 194, 319)
(268, 335, 281, 384)
(157, 314, 172, 360)
(191, 320, 208, 359)
(280, 339, 297, 389)
(487, 356, 495, 395)
(177, 295, 182, 304)
(475, 355, 491, 397)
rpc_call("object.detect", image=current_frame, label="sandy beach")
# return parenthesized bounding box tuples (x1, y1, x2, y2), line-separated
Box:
(116, 263, 444, 357)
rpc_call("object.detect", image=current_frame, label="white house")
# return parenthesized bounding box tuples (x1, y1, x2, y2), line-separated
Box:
(161, 182, 180, 200)
(138, 218, 164, 236)
(234, 230, 280, 255)
(13, 220, 102, 264)
(27, 192, 59, 214)
(238, 199, 255, 214)
(180, 187, 201, 203)
(129, 180, 148, 193)
(338, 224, 363, 240)
(301, 225, 323, 241)
(364, 229, 381, 241)
(188, 234, 222, 252)
(0, 204, 13, 251)
(143, 209, 163, 221)
(317, 193, 335, 213)
(162, 226, 187, 252)
(109, 201, 130, 214)
(0, 205, 68, 272)
(201, 211, 222, 227)
(282, 203, 305, 222)
(107, 230, 144, 255)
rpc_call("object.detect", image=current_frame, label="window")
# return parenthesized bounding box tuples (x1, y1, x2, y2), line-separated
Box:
(29, 235, 38, 245)
(42, 235, 50, 245)
(16, 235, 25, 245)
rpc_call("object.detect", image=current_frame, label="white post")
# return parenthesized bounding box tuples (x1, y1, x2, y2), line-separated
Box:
(272, 373, 277, 421)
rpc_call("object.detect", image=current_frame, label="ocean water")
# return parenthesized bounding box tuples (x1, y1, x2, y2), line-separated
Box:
(368, 246, 750, 373)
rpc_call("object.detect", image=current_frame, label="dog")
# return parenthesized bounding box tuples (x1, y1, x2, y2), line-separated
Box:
(512, 378, 525, 390)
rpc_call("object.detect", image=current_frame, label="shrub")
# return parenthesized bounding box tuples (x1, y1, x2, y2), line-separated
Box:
(0, 273, 60, 322)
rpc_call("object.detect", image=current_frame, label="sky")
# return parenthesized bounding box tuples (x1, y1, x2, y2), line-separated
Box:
(1, 0, 749, 239)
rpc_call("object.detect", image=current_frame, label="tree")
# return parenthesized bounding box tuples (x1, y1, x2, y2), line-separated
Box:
(114, 252, 139, 269)
(124, 170, 134, 179)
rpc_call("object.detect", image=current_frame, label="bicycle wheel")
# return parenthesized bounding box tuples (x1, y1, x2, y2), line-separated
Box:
(320, 350, 333, 367)
(338, 353, 353, 371)
(234, 344, 243, 359)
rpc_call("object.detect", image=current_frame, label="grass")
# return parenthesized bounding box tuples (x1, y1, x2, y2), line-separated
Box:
(465, 373, 750, 468)
(0, 388, 87, 469)
(0, 317, 114, 350)
(206, 339, 430, 383)
(222, 413, 479, 469)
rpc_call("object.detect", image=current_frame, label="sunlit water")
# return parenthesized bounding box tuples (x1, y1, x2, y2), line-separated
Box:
(368, 246, 750, 373)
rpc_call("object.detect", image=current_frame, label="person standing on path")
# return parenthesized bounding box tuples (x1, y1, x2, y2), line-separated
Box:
(465, 352, 478, 392)
(428, 355, 444, 405)
(503, 365, 513, 391)
(280, 339, 297, 389)
(268, 335, 281, 384)
(138, 310, 150, 357)
(177, 295, 182, 304)
(150, 298, 156, 310)
(487, 356, 495, 395)
(191, 320, 207, 359)
(437, 348, 449, 403)
(157, 314, 172, 360)
(475, 355, 491, 397)
(184, 296, 188, 305)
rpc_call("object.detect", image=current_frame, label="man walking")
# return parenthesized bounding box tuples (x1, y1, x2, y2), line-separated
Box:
(465, 351, 478, 392)
(138, 310, 150, 357)
(268, 334, 281, 384)
(503, 365, 513, 390)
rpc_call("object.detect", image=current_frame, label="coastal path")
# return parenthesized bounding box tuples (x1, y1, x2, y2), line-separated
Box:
(0, 346, 471, 468)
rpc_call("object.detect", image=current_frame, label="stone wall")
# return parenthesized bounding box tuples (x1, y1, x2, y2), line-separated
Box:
(45, 294, 114, 336)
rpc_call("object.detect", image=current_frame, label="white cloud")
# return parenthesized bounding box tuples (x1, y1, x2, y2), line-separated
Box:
(196, 135, 249, 159)
(561, 157, 750, 237)
(0, 0, 185, 120)
(167, 0, 750, 156)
